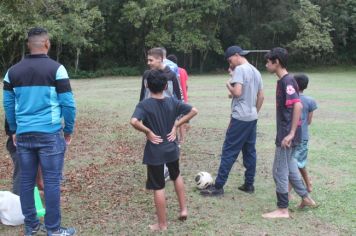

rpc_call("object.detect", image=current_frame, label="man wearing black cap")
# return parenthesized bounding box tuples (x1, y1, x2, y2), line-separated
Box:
(201, 46, 264, 196)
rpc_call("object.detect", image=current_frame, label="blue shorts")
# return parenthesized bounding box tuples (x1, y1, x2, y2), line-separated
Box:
(293, 140, 309, 168)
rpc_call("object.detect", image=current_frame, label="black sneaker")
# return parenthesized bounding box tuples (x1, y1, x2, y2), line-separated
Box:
(24, 223, 46, 236)
(238, 184, 255, 193)
(200, 185, 224, 196)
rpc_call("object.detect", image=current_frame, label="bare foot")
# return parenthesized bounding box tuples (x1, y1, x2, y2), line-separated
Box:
(179, 208, 188, 221)
(299, 196, 317, 209)
(149, 223, 167, 231)
(262, 208, 290, 219)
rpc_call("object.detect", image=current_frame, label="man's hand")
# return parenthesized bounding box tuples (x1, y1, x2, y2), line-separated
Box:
(281, 133, 294, 148)
(146, 131, 163, 144)
(12, 134, 16, 147)
(64, 133, 72, 145)
(167, 125, 177, 142)
(226, 78, 233, 89)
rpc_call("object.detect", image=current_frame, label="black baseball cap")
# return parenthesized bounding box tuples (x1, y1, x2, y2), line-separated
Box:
(224, 46, 250, 59)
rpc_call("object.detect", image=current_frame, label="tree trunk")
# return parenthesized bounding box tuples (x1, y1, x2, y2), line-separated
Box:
(189, 52, 193, 69)
(75, 48, 80, 73)
(199, 50, 208, 73)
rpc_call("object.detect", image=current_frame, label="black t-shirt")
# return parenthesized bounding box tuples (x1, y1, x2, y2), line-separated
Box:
(132, 97, 192, 165)
(275, 74, 301, 147)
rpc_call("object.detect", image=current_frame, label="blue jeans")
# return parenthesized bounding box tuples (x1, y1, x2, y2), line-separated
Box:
(16, 131, 66, 231)
(215, 118, 257, 189)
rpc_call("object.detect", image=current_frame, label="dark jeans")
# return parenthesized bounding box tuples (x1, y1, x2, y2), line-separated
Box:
(215, 118, 257, 189)
(16, 131, 66, 231)
(7, 136, 20, 195)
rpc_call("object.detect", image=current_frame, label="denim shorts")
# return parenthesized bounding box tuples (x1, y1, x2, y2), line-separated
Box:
(293, 140, 309, 168)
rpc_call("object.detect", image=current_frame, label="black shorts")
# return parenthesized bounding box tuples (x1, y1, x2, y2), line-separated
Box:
(146, 159, 180, 190)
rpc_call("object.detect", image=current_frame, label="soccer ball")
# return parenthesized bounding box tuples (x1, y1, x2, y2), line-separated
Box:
(195, 172, 213, 190)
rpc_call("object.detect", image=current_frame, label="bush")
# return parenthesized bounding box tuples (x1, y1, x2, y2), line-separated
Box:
(69, 67, 141, 79)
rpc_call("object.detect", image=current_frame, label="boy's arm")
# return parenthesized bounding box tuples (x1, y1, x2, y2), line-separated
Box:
(308, 99, 317, 125)
(256, 89, 264, 113)
(167, 107, 198, 142)
(281, 101, 302, 148)
(308, 111, 314, 125)
(172, 76, 182, 100)
(130, 118, 163, 144)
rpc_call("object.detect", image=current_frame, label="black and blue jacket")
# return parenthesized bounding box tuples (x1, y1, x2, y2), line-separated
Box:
(3, 54, 76, 135)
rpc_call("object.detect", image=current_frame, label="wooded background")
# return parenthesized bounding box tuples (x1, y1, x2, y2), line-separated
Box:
(1, 0, 355, 75)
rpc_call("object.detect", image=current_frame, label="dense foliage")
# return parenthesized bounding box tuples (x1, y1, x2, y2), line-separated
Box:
(0, 0, 355, 75)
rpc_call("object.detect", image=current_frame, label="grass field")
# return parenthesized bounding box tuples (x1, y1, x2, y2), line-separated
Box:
(0, 71, 355, 235)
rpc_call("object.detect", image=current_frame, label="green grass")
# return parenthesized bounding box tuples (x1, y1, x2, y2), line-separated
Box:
(0, 71, 355, 235)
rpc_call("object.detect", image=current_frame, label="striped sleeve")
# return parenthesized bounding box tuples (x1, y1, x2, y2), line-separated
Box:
(55, 65, 72, 93)
(56, 65, 76, 134)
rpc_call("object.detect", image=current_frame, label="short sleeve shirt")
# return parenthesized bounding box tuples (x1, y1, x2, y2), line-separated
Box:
(132, 97, 192, 165)
(275, 74, 301, 147)
(230, 63, 263, 121)
(300, 94, 317, 140)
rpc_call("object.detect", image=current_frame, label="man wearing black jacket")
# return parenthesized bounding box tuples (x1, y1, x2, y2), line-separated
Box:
(139, 47, 181, 101)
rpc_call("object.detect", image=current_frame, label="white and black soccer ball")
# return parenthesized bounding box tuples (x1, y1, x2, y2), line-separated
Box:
(195, 172, 213, 190)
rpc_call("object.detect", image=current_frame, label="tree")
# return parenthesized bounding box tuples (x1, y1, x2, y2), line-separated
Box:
(51, 0, 103, 72)
(312, 0, 356, 62)
(0, 0, 103, 73)
(121, 0, 228, 72)
(287, 0, 333, 60)
(0, 0, 42, 70)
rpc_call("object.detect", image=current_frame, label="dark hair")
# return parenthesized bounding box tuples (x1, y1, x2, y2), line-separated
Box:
(167, 54, 178, 64)
(27, 27, 48, 39)
(147, 70, 167, 93)
(264, 47, 288, 68)
(294, 74, 309, 91)
(147, 47, 163, 59)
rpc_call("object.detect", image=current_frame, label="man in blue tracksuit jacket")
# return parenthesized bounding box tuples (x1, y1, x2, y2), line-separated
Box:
(3, 27, 76, 236)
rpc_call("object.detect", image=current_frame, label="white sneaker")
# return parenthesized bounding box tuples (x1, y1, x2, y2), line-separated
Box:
(164, 164, 170, 181)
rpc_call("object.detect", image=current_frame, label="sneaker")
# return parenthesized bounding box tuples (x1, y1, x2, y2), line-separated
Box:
(24, 223, 46, 236)
(47, 227, 76, 236)
(238, 184, 255, 193)
(200, 185, 224, 196)
(164, 165, 170, 182)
